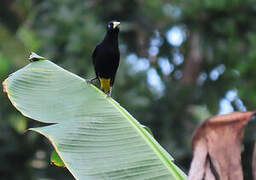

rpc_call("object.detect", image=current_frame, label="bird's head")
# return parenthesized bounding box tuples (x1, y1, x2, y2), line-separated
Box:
(107, 21, 120, 33)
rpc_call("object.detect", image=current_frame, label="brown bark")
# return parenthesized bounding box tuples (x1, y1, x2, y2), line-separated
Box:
(181, 31, 202, 85)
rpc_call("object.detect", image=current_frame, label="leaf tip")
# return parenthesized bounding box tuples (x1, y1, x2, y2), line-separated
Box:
(2, 80, 7, 93)
(29, 52, 45, 62)
(2, 79, 21, 113)
(50, 150, 66, 168)
(50, 161, 66, 168)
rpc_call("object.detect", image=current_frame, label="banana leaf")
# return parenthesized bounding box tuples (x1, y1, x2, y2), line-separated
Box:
(3, 59, 186, 180)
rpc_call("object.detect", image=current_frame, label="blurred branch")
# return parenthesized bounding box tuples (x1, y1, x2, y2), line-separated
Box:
(181, 31, 202, 85)
(136, 28, 148, 57)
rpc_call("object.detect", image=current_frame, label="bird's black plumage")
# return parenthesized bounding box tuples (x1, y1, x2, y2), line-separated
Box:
(91, 21, 120, 96)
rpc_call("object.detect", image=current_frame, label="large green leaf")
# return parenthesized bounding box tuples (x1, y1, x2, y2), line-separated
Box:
(3, 60, 186, 180)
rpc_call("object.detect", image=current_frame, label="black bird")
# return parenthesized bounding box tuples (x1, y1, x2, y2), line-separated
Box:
(88, 21, 120, 96)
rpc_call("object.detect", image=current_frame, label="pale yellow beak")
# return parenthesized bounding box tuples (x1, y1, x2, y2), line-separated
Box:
(113, 21, 120, 29)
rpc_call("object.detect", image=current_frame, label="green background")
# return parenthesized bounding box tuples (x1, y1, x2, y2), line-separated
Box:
(0, 0, 256, 179)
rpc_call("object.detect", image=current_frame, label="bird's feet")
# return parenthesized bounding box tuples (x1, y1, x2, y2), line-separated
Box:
(86, 77, 97, 84)
(106, 87, 112, 97)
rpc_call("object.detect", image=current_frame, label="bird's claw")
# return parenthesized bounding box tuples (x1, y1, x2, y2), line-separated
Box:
(86, 79, 92, 83)
(86, 77, 97, 84)
(106, 87, 112, 97)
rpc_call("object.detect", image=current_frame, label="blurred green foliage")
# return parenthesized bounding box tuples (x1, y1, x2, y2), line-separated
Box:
(1, 0, 256, 179)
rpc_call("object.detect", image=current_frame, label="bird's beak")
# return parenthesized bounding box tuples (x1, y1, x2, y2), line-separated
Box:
(113, 21, 120, 29)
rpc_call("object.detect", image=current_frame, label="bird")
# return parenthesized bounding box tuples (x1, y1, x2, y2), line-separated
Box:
(88, 21, 120, 96)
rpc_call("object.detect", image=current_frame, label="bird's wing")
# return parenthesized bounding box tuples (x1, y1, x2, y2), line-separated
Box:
(92, 45, 99, 66)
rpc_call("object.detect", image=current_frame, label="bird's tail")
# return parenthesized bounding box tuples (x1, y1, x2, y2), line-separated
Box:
(99, 78, 111, 93)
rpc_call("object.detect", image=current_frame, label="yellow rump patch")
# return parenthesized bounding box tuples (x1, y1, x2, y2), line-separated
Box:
(99, 78, 111, 93)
